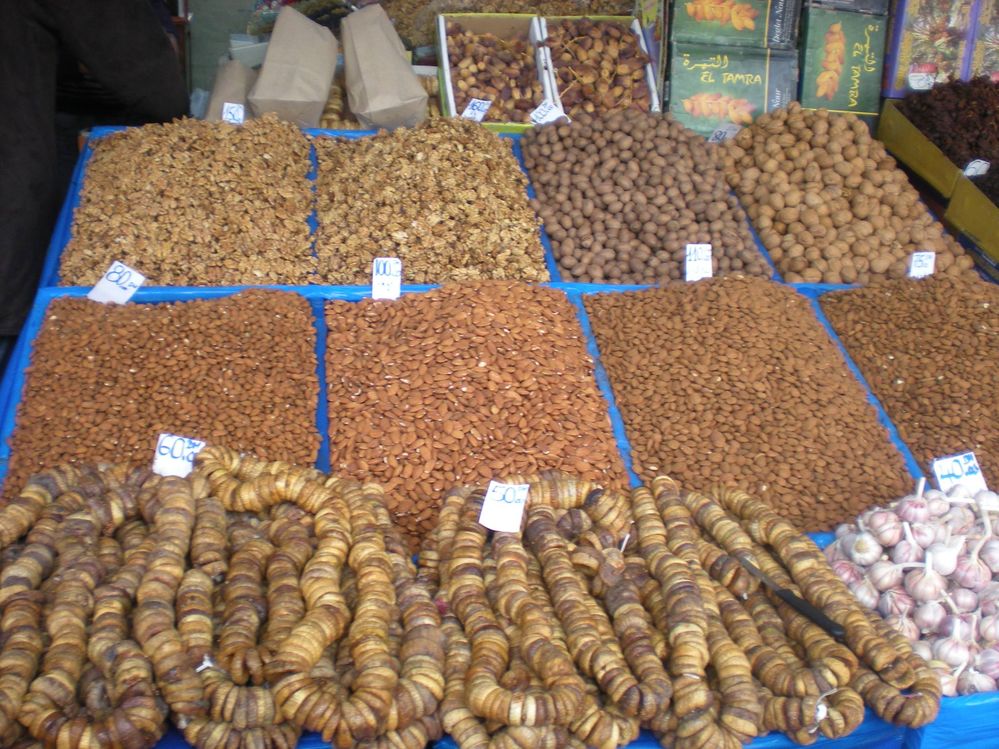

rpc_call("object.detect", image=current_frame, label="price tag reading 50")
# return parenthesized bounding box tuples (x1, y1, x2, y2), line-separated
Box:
(931, 451, 989, 494)
(88, 261, 146, 305)
(478, 481, 530, 532)
(152, 433, 207, 478)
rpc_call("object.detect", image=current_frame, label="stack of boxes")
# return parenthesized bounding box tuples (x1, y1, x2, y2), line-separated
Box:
(798, 0, 889, 121)
(664, 0, 800, 136)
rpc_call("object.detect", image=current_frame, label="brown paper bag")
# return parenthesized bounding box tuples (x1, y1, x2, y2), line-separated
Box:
(342, 5, 428, 130)
(206, 60, 257, 123)
(248, 6, 338, 127)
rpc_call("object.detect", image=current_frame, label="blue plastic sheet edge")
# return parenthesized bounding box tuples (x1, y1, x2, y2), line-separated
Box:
(40, 127, 562, 288)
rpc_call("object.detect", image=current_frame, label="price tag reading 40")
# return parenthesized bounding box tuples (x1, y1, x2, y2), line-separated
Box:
(87, 261, 145, 305)
(372, 257, 402, 300)
(932, 451, 989, 494)
(478, 481, 530, 532)
(685, 244, 713, 282)
(152, 433, 207, 478)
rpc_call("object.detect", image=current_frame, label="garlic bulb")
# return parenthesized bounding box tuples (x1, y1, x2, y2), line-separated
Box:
(878, 588, 915, 619)
(958, 667, 997, 694)
(847, 531, 883, 567)
(848, 577, 879, 610)
(884, 614, 919, 641)
(913, 600, 946, 633)
(897, 494, 931, 524)
(867, 559, 903, 592)
(950, 587, 979, 613)
(866, 509, 903, 547)
(891, 522, 925, 564)
(981, 614, 999, 643)
(904, 554, 948, 602)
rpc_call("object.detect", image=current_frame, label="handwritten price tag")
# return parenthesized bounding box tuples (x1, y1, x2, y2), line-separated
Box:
(685, 244, 713, 282)
(908, 252, 936, 278)
(964, 159, 990, 177)
(708, 123, 741, 143)
(907, 72, 935, 90)
(372, 257, 402, 300)
(460, 98, 492, 122)
(87, 261, 145, 305)
(221, 102, 245, 125)
(530, 99, 566, 125)
(932, 451, 988, 493)
(478, 481, 530, 532)
(152, 433, 206, 478)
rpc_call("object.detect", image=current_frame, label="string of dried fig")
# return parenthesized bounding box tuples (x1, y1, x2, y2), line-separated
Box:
(429, 471, 675, 749)
(675, 481, 941, 734)
(189, 447, 444, 749)
(0, 464, 169, 749)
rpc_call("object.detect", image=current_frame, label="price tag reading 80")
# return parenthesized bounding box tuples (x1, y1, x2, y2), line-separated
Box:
(152, 433, 207, 478)
(478, 481, 530, 532)
(87, 261, 146, 305)
(932, 451, 989, 494)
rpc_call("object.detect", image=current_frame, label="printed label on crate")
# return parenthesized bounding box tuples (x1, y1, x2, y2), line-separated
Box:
(372, 257, 402, 300)
(87, 261, 145, 305)
(708, 123, 742, 142)
(908, 252, 936, 278)
(152, 433, 206, 478)
(685, 244, 713, 282)
(906, 67, 937, 91)
(530, 99, 566, 125)
(932, 451, 989, 493)
(460, 98, 492, 122)
(478, 481, 530, 533)
(221, 102, 245, 125)
(964, 159, 991, 177)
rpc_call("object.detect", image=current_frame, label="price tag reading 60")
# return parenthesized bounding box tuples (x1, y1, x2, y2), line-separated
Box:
(152, 433, 207, 478)
(478, 481, 530, 532)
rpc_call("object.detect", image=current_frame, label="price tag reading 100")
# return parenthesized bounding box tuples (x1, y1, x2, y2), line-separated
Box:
(478, 481, 530, 532)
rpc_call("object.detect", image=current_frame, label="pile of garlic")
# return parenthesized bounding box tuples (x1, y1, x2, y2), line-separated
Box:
(827, 479, 999, 696)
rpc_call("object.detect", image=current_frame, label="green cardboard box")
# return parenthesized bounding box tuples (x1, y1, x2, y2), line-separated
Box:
(799, 6, 887, 116)
(667, 42, 798, 136)
(670, 0, 801, 49)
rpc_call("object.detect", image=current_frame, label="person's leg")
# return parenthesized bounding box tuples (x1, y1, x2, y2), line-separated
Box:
(0, 3, 60, 336)
(46, 0, 188, 123)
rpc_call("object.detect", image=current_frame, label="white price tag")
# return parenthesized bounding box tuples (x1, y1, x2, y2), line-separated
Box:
(460, 98, 492, 122)
(530, 99, 566, 125)
(221, 102, 245, 125)
(87, 261, 145, 305)
(372, 257, 402, 300)
(908, 252, 935, 278)
(907, 72, 935, 90)
(152, 433, 206, 478)
(685, 244, 713, 282)
(932, 452, 989, 494)
(964, 159, 991, 177)
(708, 123, 742, 143)
(478, 481, 530, 533)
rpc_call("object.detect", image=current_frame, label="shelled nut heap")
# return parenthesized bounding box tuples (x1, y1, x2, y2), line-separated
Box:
(60, 116, 315, 286)
(2, 290, 320, 501)
(585, 277, 911, 529)
(314, 118, 548, 284)
(325, 282, 627, 550)
(822, 277, 999, 487)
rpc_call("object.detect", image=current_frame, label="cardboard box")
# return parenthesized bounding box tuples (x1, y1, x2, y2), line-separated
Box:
(541, 16, 661, 114)
(876, 99, 964, 197)
(799, 6, 887, 116)
(970, 0, 999, 79)
(667, 42, 798, 136)
(437, 13, 558, 133)
(882, 0, 979, 97)
(670, 0, 801, 49)
(944, 176, 999, 266)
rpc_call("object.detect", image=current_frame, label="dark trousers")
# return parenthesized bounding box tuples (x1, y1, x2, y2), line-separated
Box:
(0, 0, 188, 335)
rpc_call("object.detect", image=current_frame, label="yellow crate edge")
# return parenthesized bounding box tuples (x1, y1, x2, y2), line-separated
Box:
(877, 100, 962, 198)
(944, 176, 999, 262)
